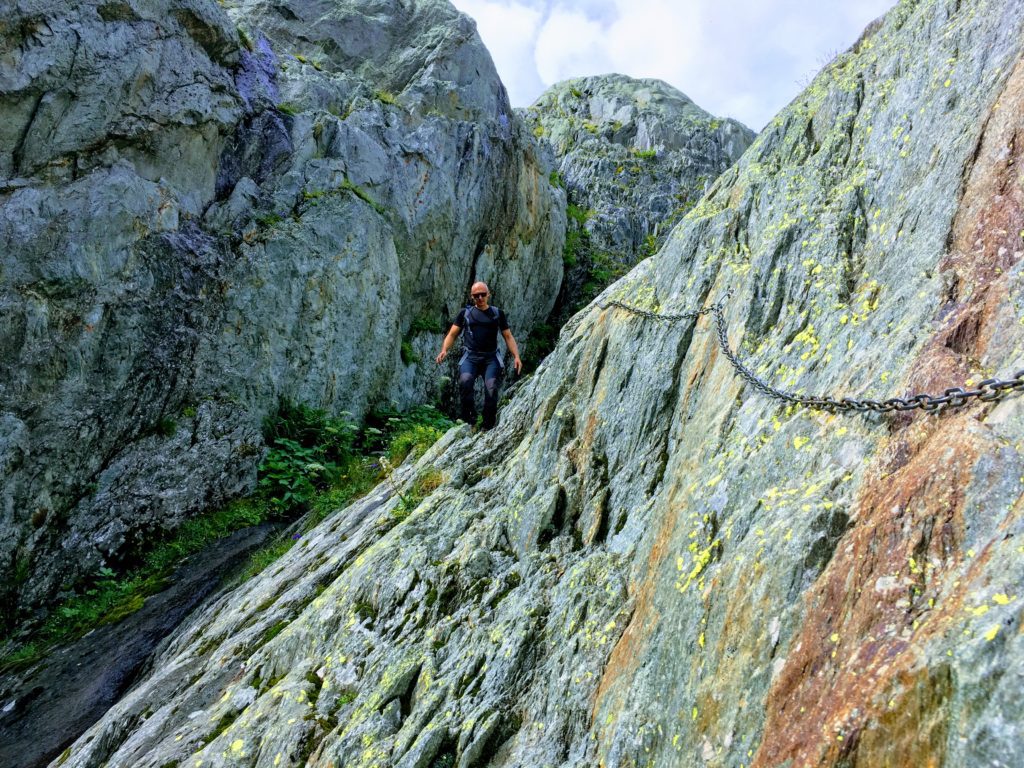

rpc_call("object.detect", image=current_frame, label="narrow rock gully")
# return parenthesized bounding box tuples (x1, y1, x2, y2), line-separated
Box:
(0, 524, 278, 768)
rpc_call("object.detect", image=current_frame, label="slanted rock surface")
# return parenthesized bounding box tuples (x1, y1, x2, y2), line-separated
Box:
(0, 0, 564, 617)
(522, 75, 754, 265)
(28, 0, 1024, 766)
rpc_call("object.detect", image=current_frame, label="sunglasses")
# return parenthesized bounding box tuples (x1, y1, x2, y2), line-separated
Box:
(471, 292, 488, 298)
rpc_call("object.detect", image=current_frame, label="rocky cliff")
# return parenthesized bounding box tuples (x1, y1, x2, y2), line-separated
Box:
(522, 75, 754, 266)
(25, 0, 1024, 766)
(0, 0, 564, 618)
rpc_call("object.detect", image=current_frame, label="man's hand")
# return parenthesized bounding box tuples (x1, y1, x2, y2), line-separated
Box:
(513, 356, 522, 374)
(435, 349, 447, 364)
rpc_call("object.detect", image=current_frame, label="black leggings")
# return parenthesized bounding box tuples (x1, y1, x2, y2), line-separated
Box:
(459, 354, 502, 428)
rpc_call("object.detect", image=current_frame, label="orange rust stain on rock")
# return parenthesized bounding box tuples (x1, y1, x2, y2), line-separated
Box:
(754, 57, 1024, 767)
(905, 56, 1024, 402)
(752, 419, 983, 768)
(592, 488, 688, 725)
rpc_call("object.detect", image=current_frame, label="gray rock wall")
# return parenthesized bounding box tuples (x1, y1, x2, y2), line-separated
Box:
(0, 0, 564, 618)
(50, 1, 1024, 766)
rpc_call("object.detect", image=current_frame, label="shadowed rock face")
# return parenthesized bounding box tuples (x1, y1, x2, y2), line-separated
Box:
(0, 0, 564, 619)
(28, 0, 1024, 767)
(522, 75, 755, 264)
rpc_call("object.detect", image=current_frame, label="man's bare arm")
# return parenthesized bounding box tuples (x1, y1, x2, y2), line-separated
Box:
(435, 325, 461, 364)
(502, 328, 523, 374)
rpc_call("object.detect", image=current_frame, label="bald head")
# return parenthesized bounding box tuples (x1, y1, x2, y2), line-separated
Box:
(470, 282, 490, 309)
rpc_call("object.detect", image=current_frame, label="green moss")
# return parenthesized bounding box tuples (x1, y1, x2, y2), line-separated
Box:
(374, 90, 398, 106)
(631, 147, 657, 160)
(237, 26, 254, 52)
(155, 417, 177, 437)
(201, 711, 240, 746)
(338, 690, 357, 705)
(261, 620, 289, 646)
(353, 601, 377, 622)
(400, 339, 420, 365)
(408, 315, 439, 335)
(340, 178, 387, 215)
(277, 102, 300, 116)
(255, 213, 283, 228)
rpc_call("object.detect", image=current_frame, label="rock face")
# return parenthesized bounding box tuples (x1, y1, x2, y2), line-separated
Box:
(522, 75, 754, 265)
(0, 0, 564, 618)
(33, 0, 1024, 766)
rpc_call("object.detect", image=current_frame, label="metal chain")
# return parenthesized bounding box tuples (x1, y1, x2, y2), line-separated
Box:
(599, 294, 1024, 414)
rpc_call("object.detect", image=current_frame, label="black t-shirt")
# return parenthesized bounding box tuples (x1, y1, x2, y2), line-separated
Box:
(453, 306, 509, 356)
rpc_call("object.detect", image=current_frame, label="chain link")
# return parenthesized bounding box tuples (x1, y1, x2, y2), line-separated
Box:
(598, 294, 1024, 414)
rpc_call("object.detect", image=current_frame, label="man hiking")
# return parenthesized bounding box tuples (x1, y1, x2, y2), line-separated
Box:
(435, 281, 522, 430)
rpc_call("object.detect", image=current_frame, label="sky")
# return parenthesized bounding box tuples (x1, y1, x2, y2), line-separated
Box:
(449, 0, 896, 130)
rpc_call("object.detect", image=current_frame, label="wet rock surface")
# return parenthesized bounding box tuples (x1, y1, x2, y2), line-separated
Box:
(48, 1, 1024, 767)
(0, 0, 564, 617)
(0, 524, 277, 768)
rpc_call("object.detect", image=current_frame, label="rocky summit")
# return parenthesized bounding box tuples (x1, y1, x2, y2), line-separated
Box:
(522, 75, 754, 266)
(0, 0, 564, 617)
(9, 0, 1024, 767)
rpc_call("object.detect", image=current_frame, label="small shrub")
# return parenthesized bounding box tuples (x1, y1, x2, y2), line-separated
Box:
(400, 339, 420, 365)
(258, 400, 359, 513)
(255, 213, 283, 228)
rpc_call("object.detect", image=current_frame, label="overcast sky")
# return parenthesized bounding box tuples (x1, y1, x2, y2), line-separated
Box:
(450, 0, 896, 130)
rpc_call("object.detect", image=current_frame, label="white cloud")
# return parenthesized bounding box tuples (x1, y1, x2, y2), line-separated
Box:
(452, 0, 897, 129)
(533, 9, 613, 84)
(452, 0, 545, 102)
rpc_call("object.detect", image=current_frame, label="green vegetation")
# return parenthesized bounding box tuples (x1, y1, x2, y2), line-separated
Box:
(521, 321, 556, 373)
(154, 416, 177, 437)
(277, 102, 300, 117)
(631, 147, 657, 160)
(374, 90, 399, 106)
(562, 203, 593, 267)
(580, 250, 629, 298)
(549, 170, 564, 189)
(638, 233, 659, 260)
(255, 212, 283, 228)
(0, 497, 269, 671)
(340, 178, 387, 215)
(400, 339, 420, 365)
(0, 402, 454, 672)
(533, 124, 545, 138)
(237, 26, 255, 53)
(409, 315, 439, 335)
